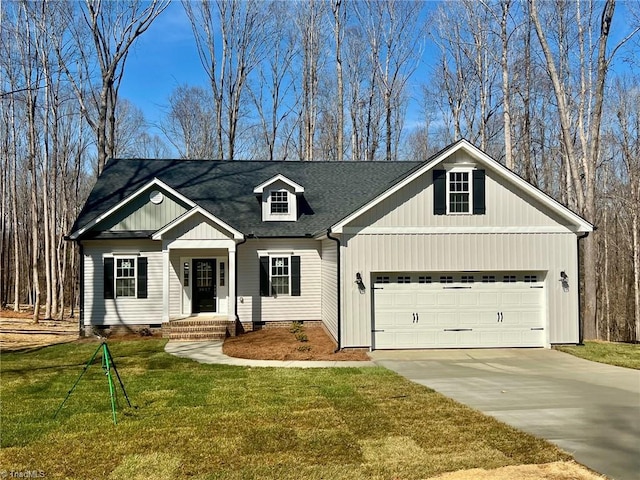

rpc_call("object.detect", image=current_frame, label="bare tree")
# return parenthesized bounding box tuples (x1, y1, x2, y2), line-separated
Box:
(57, 0, 169, 175)
(332, 0, 346, 161)
(529, 0, 639, 339)
(612, 78, 640, 341)
(248, 1, 297, 160)
(162, 84, 216, 159)
(184, 0, 267, 160)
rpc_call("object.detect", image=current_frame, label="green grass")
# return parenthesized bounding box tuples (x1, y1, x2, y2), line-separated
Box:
(0, 339, 570, 479)
(555, 340, 640, 369)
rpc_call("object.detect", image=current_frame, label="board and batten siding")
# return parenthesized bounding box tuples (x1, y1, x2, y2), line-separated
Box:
(320, 238, 338, 340)
(237, 239, 321, 324)
(340, 232, 579, 348)
(97, 188, 189, 231)
(168, 213, 234, 240)
(349, 168, 569, 231)
(82, 240, 163, 327)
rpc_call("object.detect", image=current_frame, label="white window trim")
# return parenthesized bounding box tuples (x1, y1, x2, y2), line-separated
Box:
(269, 255, 291, 296)
(446, 167, 473, 215)
(115, 257, 137, 298)
(269, 189, 290, 215)
(263, 187, 296, 221)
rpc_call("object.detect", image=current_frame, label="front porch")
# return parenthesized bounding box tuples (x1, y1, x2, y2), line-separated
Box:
(152, 207, 245, 327)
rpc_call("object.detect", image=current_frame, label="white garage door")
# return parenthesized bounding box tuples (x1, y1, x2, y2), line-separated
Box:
(373, 272, 546, 349)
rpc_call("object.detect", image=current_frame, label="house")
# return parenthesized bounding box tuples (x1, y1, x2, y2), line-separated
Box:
(69, 139, 593, 349)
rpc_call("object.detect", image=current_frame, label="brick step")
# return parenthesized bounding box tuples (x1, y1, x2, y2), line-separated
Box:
(168, 331, 227, 341)
(169, 326, 227, 334)
(168, 320, 230, 327)
(163, 319, 233, 341)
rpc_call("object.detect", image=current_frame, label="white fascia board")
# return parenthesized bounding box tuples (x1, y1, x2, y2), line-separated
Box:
(342, 225, 576, 234)
(461, 141, 594, 233)
(331, 139, 593, 234)
(253, 174, 305, 194)
(152, 206, 244, 240)
(69, 178, 196, 240)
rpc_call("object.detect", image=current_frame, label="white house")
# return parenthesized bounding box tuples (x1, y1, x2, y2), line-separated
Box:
(69, 140, 593, 349)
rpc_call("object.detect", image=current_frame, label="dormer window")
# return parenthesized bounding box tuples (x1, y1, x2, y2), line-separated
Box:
(254, 174, 305, 222)
(270, 191, 289, 214)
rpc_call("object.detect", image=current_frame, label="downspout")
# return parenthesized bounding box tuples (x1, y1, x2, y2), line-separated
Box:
(327, 228, 341, 352)
(577, 231, 590, 346)
(78, 242, 85, 337)
(234, 235, 247, 329)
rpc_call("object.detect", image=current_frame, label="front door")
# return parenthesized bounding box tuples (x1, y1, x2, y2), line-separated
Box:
(192, 259, 217, 313)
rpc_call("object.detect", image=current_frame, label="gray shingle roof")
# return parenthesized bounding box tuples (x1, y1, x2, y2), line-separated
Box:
(72, 159, 424, 238)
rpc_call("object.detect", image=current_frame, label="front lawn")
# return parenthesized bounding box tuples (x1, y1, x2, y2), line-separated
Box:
(555, 340, 640, 370)
(0, 339, 570, 479)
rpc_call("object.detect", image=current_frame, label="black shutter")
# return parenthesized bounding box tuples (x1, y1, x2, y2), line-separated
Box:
(291, 256, 301, 296)
(137, 257, 148, 299)
(104, 257, 114, 299)
(259, 256, 270, 296)
(473, 169, 486, 215)
(433, 169, 446, 215)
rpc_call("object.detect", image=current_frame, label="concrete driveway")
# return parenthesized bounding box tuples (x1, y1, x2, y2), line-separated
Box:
(369, 348, 640, 480)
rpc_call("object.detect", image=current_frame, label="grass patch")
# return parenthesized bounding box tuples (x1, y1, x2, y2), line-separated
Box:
(555, 340, 640, 369)
(0, 339, 570, 479)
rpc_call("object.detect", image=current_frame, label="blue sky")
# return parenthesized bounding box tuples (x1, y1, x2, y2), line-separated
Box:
(119, 2, 208, 131)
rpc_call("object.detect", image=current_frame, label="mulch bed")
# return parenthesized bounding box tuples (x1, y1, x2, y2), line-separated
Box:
(223, 325, 370, 361)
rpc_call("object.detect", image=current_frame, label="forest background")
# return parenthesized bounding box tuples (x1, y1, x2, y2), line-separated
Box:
(1, 0, 639, 342)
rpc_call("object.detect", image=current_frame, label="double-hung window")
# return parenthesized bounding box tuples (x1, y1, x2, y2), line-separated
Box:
(270, 191, 289, 214)
(448, 170, 471, 213)
(259, 254, 301, 297)
(433, 168, 485, 215)
(103, 256, 147, 300)
(270, 257, 290, 295)
(116, 258, 136, 297)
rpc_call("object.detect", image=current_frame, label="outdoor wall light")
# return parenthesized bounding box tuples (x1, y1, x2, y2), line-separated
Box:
(355, 272, 366, 293)
(560, 271, 569, 292)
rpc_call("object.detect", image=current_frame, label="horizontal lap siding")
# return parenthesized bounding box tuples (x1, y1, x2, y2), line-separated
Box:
(341, 233, 578, 347)
(237, 239, 321, 324)
(83, 240, 163, 326)
(321, 238, 338, 340)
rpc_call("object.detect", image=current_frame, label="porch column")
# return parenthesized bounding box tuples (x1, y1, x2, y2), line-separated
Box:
(162, 244, 170, 322)
(227, 243, 236, 322)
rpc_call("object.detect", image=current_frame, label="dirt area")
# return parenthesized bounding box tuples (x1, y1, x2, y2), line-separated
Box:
(431, 461, 605, 479)
(0, 308, 79, 352)
(223, 325, 370, 361)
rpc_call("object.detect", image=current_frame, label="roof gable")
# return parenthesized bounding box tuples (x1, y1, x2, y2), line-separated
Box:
(331, 139, 593, 234)
(152, 207, 243, 240)
(253, 174, 305, 194)
(69, 178, 195, 240)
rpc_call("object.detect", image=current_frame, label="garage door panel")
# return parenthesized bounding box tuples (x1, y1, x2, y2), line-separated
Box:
(435, 312, 457, 326)
(416, 292, 437, 306)
(435, 291, 458, 306)
(459, 292, 479, 306)
(373, 271, 546, 349)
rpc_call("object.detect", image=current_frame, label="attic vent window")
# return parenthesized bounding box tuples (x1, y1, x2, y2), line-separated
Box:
(149, 190, 164, 204)
(270, 191, 289, 214)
